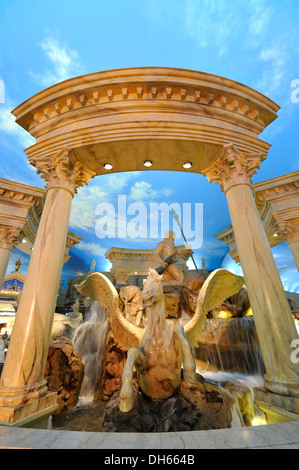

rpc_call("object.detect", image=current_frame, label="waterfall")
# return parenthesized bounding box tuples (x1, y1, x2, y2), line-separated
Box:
(195, 317, 265, 376)
(194, 317, 268, 427)
(72, 301, 108, 398)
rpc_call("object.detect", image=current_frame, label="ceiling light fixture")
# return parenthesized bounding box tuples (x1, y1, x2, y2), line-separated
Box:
(103, 163, 113, 170)
(143, 160, 153, 167)
(183, 162, 192, 169)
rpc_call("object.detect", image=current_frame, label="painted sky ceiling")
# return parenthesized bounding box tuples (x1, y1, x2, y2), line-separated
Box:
(1, 1, 298, 292)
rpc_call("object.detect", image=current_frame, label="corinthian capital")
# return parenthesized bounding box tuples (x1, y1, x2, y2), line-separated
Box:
(276, 218, 299, 244)
(202, 144, 264, 193)
(30, 147, 96, 195)
(0, 226, 22, 251)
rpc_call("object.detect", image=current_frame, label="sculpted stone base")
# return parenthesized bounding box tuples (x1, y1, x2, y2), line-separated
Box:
(98, 375, 236, 432)
(254, 387, 299, 416)
(0, 392, 58, 427)
(45, 337, 84, 414)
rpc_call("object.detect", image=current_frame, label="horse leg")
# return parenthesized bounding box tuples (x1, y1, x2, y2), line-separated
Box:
(174, 325, 196, 384)
(119, 347, 145, 412)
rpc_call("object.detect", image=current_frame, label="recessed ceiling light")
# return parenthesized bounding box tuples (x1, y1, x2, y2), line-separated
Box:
(143, 160, 153, 167)
(22, 238, 27, 243)
(183, 162, 192, 169)
(103, 163, 113, 170)
(273, 233, 278, 237)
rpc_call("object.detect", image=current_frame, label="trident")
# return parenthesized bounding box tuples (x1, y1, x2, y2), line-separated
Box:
(171, 207, 198, 272)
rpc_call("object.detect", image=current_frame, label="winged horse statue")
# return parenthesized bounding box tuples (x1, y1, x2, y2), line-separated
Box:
(75, 268, 243, 412)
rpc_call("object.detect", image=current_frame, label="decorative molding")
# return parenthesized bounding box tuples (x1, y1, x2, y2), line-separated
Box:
(0, 226, 22, 251)
(202, 143, 264, 193)
(215, 171, 299, 262)
(29, 147, 96, 195)
(274, 217, 299, 244)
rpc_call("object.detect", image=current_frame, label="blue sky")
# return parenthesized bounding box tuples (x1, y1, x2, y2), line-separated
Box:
(0, 0, 298, 291)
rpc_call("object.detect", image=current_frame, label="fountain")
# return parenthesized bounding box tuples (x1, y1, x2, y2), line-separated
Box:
(49, 257, 296, 432)
(72, 300, 108, 398)
(195, 317, 265, 376)
(49, 267, 274, 432)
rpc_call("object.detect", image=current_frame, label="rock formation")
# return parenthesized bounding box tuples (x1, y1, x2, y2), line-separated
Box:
(98, 374, 235, 432)
(45, 337, 84, 414)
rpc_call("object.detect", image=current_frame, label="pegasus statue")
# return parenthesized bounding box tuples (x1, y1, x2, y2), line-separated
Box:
(75, 268, 243, 412)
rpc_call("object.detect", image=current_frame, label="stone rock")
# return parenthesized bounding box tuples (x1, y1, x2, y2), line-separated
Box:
(209, 289, 251, 318)
(97, 374, 235, 432)
(45, 337, 84, 414)
(93, 326, 127, 402)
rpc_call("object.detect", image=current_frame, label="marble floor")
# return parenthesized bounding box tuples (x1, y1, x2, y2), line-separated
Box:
(0, 420, 298, 449)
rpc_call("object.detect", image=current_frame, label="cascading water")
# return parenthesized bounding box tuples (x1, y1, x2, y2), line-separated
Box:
(194, 317, 266, 376)
(72, 301, 108, 398)
(194, 316, 268, 427)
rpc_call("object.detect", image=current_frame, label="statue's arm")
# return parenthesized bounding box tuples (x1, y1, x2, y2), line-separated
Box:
(176, 243, 193, 256)
(154, 242, 165, 263)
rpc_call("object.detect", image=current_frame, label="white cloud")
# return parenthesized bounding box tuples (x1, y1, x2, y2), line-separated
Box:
(69, 185, 107, 232)
(75, 241, 106, 257)
(129, 181, 175, 201)
(0, 101, 35, 148)
(256, 44, 286, 95)
(30, 36, 84, 87)
(184, 0, 237, 49)
(69, 173, 143, 232)
(248, 0, 272, 38)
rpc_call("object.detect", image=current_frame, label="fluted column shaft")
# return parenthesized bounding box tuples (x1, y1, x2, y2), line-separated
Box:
(203, 144, 299, 398)
(0, 148, 95, 423)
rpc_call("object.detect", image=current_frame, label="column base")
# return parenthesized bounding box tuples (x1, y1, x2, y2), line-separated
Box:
(264, 375, 299, 398)
(254, 386, 299, 417)
(0, 392, 58, 427)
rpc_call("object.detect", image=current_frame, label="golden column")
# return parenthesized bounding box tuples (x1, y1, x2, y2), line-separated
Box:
(0, 148, 95, 425)
(203, 144, 299, 401)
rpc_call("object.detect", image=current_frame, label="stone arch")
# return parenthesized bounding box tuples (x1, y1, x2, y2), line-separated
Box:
(0, 67, 298, 426)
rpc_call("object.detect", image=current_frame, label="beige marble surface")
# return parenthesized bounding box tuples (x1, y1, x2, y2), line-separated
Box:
(0, 186, 73, 426)
(0, 421, 299, 449)
(216, 171, 299, 270)
(0, 248, 12, 290)
(5, 67, 295, 426)
(11, 67, 279, 177)
(226, 183, 299, 396)
(105, 245, 189, 283)
(202, 146, 299, 400)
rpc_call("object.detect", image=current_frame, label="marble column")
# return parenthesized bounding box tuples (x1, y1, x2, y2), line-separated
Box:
(0, 148, 95, 425)
(203, 144, 299, 399)
(0, 227, 21, 290)
(275, 218, 299, 272)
